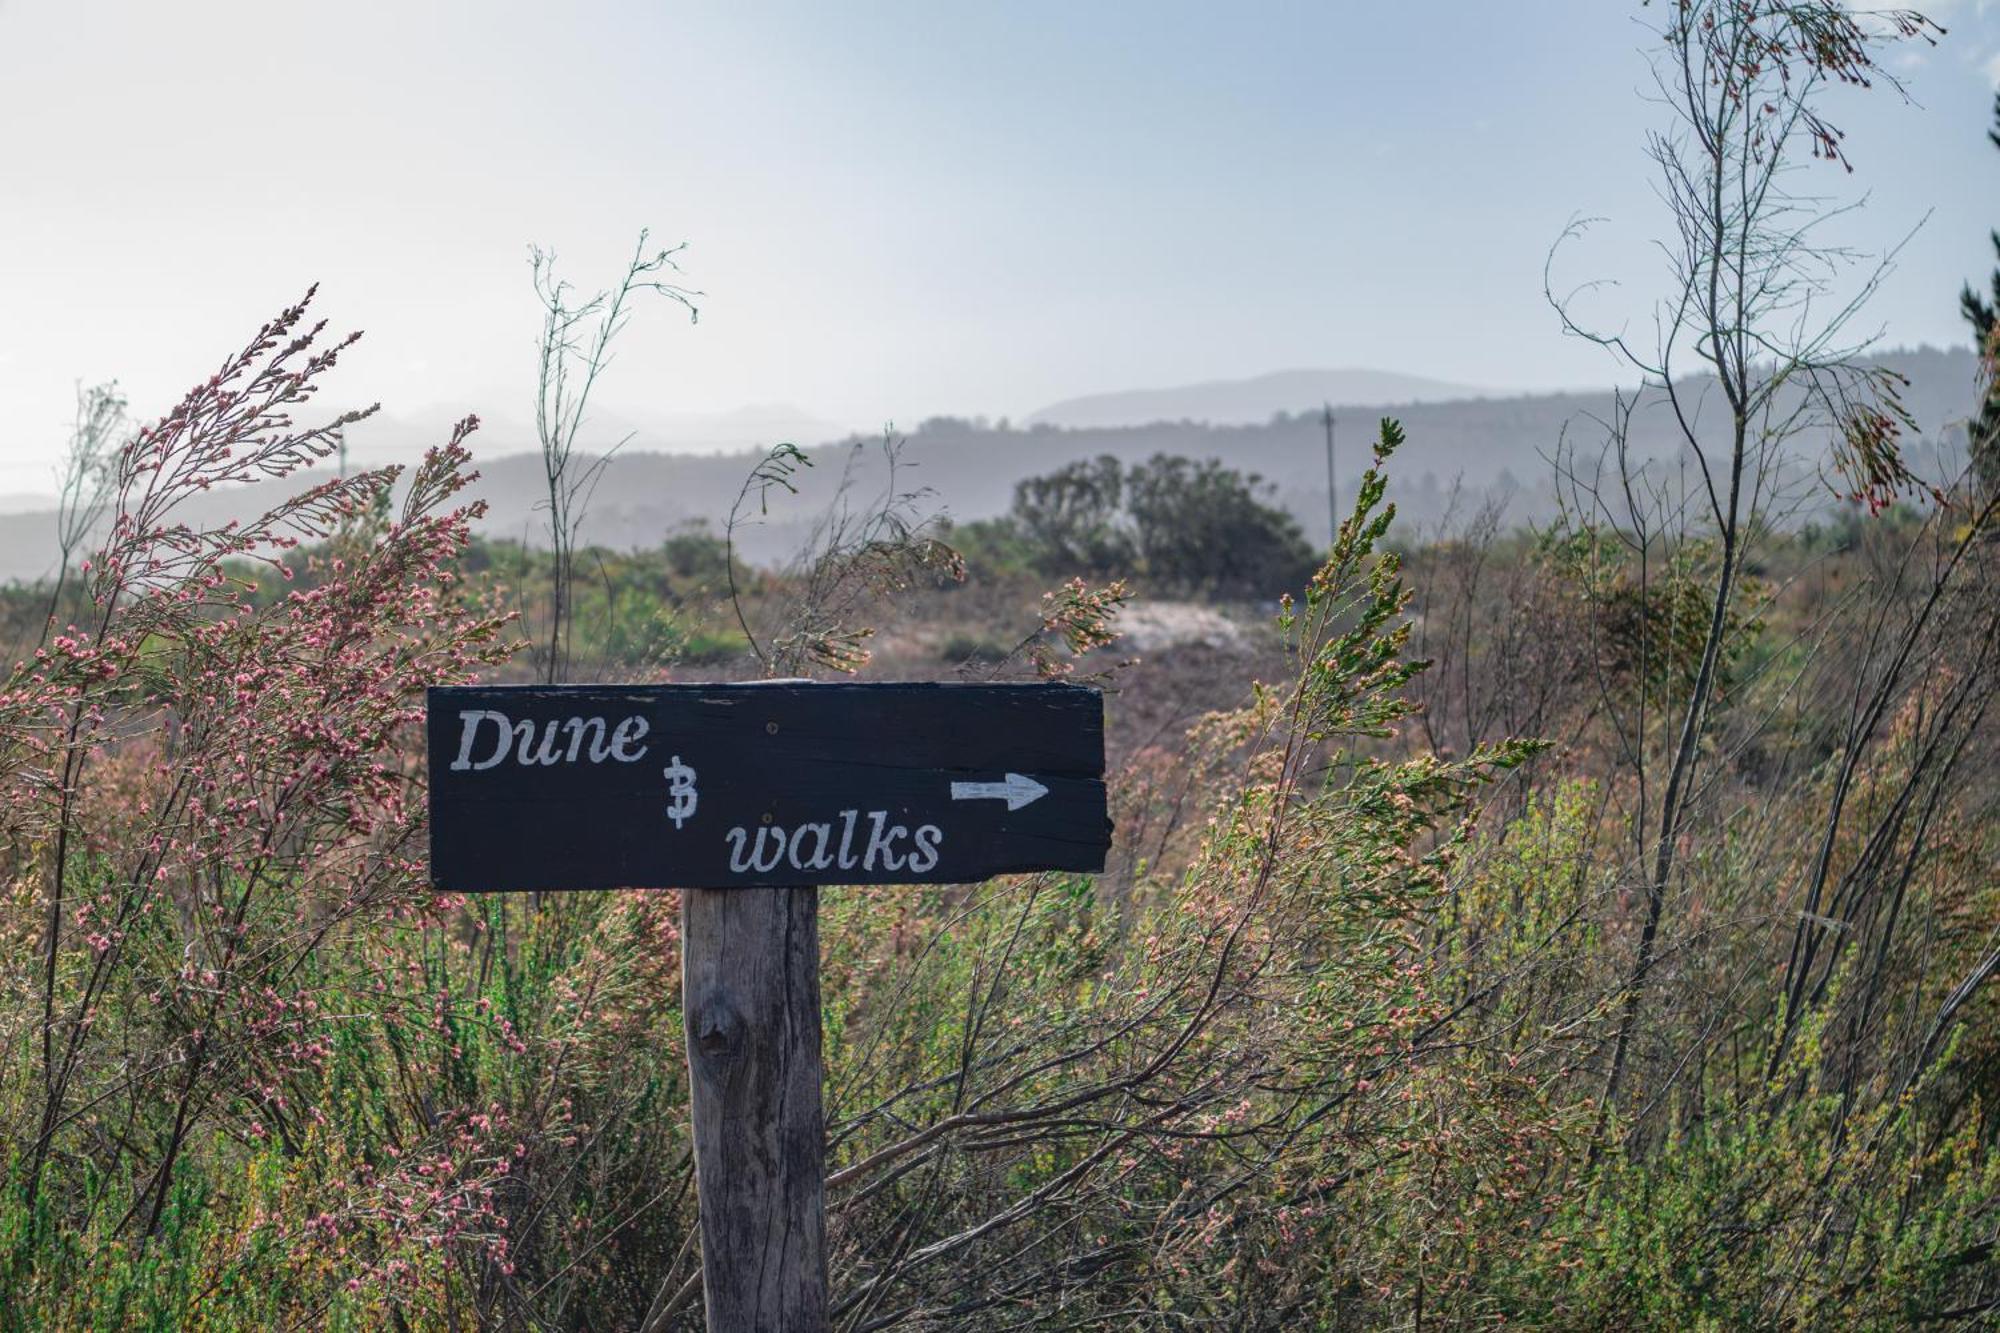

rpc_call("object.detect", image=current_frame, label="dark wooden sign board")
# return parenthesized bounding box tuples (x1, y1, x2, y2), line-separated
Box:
(428, 681, 1109, 892)
(424, 680, 1109, 1332)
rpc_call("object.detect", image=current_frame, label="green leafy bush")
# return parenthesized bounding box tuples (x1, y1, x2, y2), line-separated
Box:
(999, 452, 1317, 598)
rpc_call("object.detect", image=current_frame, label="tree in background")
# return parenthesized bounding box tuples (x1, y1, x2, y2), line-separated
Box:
(1001, 452, 1315, 598)
(1009, 453, 1133, 575)
(1124, 453, 1316, 595)
(1963, 90, 2000, 491)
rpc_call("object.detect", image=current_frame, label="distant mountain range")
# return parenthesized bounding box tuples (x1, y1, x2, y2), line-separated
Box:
(0, 348, 1979, 583)
(1026, 369, 1489, 430)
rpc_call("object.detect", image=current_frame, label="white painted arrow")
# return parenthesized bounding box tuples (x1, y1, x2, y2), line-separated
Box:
(950, 772, 1049, 811)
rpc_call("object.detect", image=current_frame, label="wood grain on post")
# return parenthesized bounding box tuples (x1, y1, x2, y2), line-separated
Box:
(682, 885, 828, 1333)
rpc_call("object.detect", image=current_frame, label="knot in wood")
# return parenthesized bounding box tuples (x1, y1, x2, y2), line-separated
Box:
(692, 997, 745, 1063)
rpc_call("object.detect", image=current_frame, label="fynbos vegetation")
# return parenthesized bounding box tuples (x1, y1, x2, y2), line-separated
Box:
(0, 1, 1995, 1329)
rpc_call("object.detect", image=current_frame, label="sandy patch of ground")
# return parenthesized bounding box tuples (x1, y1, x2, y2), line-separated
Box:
(1112, 600, 1248, 654)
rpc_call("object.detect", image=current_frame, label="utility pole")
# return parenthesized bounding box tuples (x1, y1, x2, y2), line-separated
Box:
(1321, 403, 1337, 547)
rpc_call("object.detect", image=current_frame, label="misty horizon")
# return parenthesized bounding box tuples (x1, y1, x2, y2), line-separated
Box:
(6, 0, 1999, 494)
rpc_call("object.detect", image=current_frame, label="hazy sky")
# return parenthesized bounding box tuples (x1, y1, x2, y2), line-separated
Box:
(2, 0, 1997, 493)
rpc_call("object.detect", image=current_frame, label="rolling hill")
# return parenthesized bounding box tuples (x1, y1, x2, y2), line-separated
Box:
(0, 347, 1977, 583)
(1025, 368, 1488, 429)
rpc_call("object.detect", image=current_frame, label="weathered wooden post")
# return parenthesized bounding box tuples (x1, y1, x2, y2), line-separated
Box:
(682, 884, 827, 1329)
(427, 682, 1109, 1333)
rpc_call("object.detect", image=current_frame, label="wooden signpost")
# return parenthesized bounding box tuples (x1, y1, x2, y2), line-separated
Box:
(427, 681, 1111, 1331)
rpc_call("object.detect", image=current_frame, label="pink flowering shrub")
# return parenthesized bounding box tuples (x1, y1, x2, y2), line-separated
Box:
(0, 292, 563, 1323)
(0, 294, 713, 1328)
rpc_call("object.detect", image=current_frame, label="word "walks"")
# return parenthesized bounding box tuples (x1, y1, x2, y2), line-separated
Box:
(726, 810, 943, 877)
